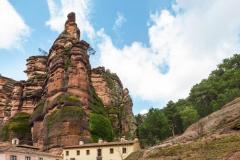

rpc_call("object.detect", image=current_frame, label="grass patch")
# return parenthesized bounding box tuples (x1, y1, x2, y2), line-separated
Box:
(145, 134, 240, 160)
(46, 106, 84, 128)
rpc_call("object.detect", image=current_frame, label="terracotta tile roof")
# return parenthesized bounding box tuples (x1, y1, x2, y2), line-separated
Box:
(63, 140, 137, 149)
(0, 145, 61, 158)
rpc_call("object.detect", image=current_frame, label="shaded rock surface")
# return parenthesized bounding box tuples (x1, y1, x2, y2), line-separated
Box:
(91, 67, 136, 138)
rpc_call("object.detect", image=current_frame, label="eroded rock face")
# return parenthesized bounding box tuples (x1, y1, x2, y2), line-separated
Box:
(0, 76, 16, 122)
(31, 12, 92, 153)
(0, 12, 136, 155)
(91, 67, 136, 138)
(10, 83, 23, 117)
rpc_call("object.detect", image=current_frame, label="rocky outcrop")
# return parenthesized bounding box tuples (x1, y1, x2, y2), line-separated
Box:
(10, 56, 47, 118)
(91, 67, 136, 138)
(31, 12, 92, 154)
(126, 97, 240, 160)
(0, 76, 16, 123)
(10, 82, 23, 117)
(0, 12, 136, 155)
(162, 97, 240, 144)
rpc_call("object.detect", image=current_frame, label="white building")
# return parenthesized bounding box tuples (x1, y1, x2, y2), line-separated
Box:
(63, 138, 140, 160)
(0, 139, 62, 160)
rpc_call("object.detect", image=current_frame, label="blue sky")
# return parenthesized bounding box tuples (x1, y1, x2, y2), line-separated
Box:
(1, 0, 240, 114)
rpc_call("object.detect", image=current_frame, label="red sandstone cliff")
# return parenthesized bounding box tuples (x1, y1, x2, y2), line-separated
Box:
(91, 67, 136, 138)
(0, 76, 16, 123)
(0, 12, 136, 155)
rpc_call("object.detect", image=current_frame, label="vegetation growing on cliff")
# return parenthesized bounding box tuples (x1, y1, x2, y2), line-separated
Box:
(137, 54, 240, 147)
(30, 100, 45, 123)
(0, 112, 31, 143)
(44, 106, 84, 146)
(45, 106, 84, 127)
(89, 113, 114, 142)
(102, 69, 119, 90)
(89, 86, 106, 115)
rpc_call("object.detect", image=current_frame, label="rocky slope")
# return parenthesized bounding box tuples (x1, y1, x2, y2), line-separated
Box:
(126, 97, 240, 160)
(0, 12, 136, 155)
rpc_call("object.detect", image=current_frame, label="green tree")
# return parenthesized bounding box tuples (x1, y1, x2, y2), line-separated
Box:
(89, 113, 114, 142)
(179, 105, 199, 130)
(163, 101, 184, 136)
(139, 108, 170, 147)
(189, 54, 240, 118)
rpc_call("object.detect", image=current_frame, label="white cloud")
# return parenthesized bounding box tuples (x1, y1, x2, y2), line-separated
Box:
(46, 0, 95, 39)
(98, 0, 240, 103)
(113, 12, 126, 31)
(140, 109, 148, 115)
(0, 0, 30, 49)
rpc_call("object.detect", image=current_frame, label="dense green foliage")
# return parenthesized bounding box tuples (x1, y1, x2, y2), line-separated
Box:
(138, 108, 170, 147)
(89, 113, 114, 142)
(189, 54, 240, 117)
(0, 112, 31, 143)
(137, 54, 240, 147)
(89, 86, 106, 115)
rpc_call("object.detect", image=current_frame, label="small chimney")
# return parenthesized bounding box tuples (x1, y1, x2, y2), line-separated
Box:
(98, 139, 103, 144)
(134, 138, 139, 142)
(12, 138, 19, 145)
(79, 141, 84, 145)
(120, 136, 126, 142)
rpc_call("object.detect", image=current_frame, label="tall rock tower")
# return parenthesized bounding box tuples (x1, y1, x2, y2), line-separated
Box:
(31, 12, 92, 154)
(45, 12, 90, 111)
(0, 12, 136, 156)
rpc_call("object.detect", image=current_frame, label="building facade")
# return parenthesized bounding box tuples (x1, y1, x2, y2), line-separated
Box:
(63, 139, 140, 160)
(0, 144, 62, 160)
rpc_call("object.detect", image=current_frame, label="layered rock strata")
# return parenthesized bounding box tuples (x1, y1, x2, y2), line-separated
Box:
(0, 76, 16, 122)
(91, 67, 136, 138)
(0, 12, 136, 155)
(10, 56, 47, 118)
(31, 12, 91, 154)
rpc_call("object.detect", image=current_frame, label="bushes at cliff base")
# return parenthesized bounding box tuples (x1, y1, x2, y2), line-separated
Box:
(89, 113, 114, 142)
(0, 112, 31, 143)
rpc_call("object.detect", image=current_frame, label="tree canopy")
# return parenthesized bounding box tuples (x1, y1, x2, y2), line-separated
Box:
(136, 54, 240, 147)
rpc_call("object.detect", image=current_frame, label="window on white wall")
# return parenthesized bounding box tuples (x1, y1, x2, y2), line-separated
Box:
(10, 155, 17, 160)
(97, 149, 102, 157)
(86, 150, 90, 155)
(122, 148, 127, 154)
(25, 156, 31, 160)
(110, 148, 114, 154)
